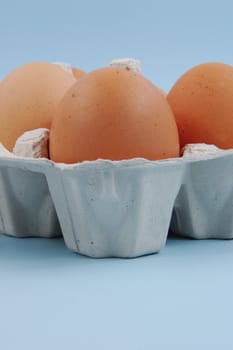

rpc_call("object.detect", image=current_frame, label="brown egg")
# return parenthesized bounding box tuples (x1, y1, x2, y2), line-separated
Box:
(0, 62, 76, 150)
(50, 67, 179, 163)
(158, 87, 167, 97)
(167, 62, 233, 149)
(72, 67, 86, 79)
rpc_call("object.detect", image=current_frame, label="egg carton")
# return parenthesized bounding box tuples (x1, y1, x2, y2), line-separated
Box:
(0, 157, 61, 238)
(0, 149, 233, 258)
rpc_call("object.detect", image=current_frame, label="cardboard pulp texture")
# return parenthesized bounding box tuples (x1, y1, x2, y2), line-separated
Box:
(0, 151, 232, 257)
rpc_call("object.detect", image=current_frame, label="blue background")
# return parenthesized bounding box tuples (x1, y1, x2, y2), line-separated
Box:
(0, 0, 232, 91)
(0, 1, 233, 349)
(1, 235, 233, 350)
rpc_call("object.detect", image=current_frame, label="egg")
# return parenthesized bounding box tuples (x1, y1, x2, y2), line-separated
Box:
(52, 62, 86, 79)
(50, 67, 179, 163)
(72, 67, 86, 79)
(158, 87, 167, 97)
(0, 62, 76, 151)
(167, 62, 233, 149)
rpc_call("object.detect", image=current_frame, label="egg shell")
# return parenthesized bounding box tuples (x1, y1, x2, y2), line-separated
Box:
(50, 67, 179, 163)
(72, 67, 86, 79)
(167, 62, 233, 149)
(0, 62, 76, 151)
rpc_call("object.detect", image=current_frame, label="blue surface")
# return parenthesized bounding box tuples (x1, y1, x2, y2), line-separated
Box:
(0, 234, 233, 350)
